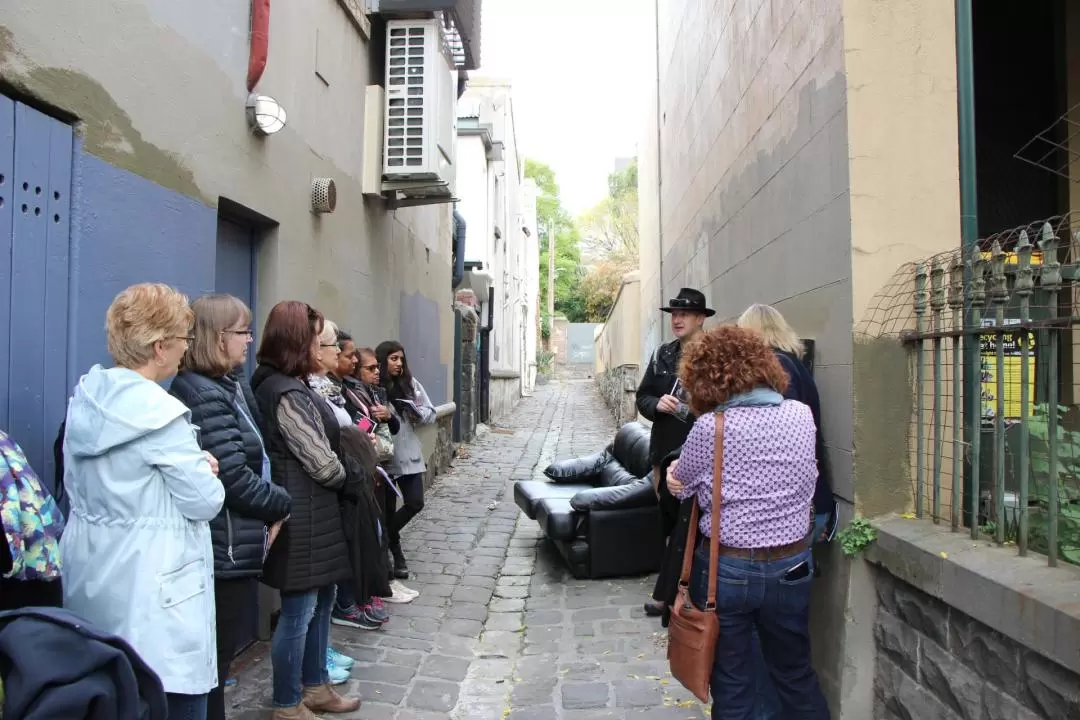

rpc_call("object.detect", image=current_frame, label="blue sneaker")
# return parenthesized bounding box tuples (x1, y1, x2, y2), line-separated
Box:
(328, 647, 355, 670)
(326, 653, 351, 685)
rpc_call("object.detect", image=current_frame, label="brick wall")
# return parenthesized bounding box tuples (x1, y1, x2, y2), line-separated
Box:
(873, 567, 1080, 719)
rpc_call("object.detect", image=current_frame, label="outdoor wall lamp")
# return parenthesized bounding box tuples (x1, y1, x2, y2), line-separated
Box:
(246, 93, 287, 135)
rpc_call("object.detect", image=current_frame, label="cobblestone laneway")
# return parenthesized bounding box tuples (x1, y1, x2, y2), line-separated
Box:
(226, 376, 707, 719)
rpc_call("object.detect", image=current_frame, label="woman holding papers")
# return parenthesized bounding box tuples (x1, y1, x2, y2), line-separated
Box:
(375, 341, 437, 579)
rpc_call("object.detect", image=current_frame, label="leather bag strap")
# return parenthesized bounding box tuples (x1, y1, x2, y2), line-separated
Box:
(705, 413, 725, 609)
(677, 495, 699, 589)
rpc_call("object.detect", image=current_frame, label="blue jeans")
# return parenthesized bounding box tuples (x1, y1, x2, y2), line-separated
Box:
(690, 546, 830, 720)
(750, 512, 834, 719)
(166, 692, 208, 720)
(271, 585, 335, 707)
(335, 582, 355, 610)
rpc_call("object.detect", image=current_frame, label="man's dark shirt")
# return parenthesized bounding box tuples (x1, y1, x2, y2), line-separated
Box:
(636, 338, 695, 468)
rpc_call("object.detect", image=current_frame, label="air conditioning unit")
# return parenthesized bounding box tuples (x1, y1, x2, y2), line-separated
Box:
(383, 19, 457, 194)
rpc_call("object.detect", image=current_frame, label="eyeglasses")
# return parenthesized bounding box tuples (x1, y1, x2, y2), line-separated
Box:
(360, 363, 379, 372)
(171, 335, 195, 343)
(320, 343, 339, 348)
(222, 329, 253, 338)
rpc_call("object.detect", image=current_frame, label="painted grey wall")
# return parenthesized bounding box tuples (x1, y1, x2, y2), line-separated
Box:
(1, 0, 456, 417)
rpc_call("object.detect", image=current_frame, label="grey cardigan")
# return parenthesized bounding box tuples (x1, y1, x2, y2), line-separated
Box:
(385, 378, 437, 477)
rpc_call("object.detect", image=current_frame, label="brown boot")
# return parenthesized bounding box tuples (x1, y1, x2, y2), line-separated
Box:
(302, 683, 361, 713)
(271, 702, 317, 720)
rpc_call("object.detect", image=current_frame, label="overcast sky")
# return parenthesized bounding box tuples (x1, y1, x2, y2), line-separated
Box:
(478, 0, 653, 214)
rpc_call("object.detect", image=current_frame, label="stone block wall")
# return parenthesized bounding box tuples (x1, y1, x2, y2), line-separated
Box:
(597, 365, 639, 426)
(455, 303, 479, 442)
(873, 567, 1080, 719)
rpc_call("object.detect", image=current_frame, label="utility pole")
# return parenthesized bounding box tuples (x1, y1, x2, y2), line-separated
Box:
(545, 221, 556, 351)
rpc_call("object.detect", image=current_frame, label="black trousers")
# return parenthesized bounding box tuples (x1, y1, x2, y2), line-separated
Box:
(385, 472, 425, 548)
(207, 577, 257, 720)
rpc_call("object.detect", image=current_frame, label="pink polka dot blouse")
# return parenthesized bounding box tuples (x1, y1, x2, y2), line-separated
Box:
(672, 402, 817, 547)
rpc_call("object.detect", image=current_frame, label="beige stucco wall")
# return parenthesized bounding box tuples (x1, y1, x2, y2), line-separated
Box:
(647, 0, 965, 715)
(0, 0, 454, 400)
(595, 272, 642, 373)
(638, 0, 663, 365)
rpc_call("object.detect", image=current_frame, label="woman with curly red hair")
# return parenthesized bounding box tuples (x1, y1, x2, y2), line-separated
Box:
(666, 325, 829, 719)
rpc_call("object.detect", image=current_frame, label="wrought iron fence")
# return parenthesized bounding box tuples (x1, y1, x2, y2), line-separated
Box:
(858, 213, 1080, 567)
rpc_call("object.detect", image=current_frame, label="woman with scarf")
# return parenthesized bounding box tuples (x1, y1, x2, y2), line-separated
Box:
(375, 341, 437, 580)
(306, 322, 390, 664)
(665, 325, 829, 719)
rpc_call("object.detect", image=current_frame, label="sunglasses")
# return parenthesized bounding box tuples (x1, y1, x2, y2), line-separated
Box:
(668, 298, 699, 308)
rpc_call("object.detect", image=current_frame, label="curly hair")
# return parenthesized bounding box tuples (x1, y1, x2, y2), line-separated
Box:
(678, 325, 789, 415)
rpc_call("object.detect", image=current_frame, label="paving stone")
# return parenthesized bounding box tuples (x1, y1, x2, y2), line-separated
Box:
(419, 655, 472, 682)
(563, 682, 611, 709)
(225, 378, 703, 719)
(406, 679, 460, 712)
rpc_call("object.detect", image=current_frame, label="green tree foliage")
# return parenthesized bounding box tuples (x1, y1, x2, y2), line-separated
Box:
(575, 158, 639, 322)
(526, 159, 588, 322)
(579, 158, 639, 262)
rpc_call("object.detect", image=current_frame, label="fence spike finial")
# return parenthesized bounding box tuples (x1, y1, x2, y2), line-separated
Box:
(948, 254, 965, 311)
(989, 239, 1009, 306)
(914, 262, 929, 316)
(930, 258, 946, 313)
(969, 247, 988, 309)
(1039, 224, 1062, 290)
(1015, 231, 1034, 298)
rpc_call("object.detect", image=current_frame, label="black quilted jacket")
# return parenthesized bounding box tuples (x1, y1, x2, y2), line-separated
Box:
(169, 370, 292, 578)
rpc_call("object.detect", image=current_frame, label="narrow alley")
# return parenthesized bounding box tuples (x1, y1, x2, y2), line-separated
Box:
(225, 375, 707, 720)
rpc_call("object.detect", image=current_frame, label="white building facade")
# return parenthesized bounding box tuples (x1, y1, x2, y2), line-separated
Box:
(455, 78, 539, 420)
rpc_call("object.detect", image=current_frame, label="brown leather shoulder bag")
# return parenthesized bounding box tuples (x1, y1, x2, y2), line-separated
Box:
(667, 412, 724, 702)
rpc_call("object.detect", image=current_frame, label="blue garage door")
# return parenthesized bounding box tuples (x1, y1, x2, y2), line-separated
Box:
(0, 95, 73, 491)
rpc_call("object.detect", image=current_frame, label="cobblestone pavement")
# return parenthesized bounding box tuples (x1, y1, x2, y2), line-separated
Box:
(226, 374, 708, 719)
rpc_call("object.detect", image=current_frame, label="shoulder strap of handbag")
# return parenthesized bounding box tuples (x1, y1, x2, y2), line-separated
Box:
(676, 412, 726, 608)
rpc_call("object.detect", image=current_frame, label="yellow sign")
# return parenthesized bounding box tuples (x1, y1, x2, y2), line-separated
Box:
(979, 321, 1036, 421)
(977, 250, 1044, 265)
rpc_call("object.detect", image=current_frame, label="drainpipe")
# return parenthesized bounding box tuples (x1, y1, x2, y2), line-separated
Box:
(653, 0, 665, 344)
(452, 210, 466, 289)
(479, 286, 494, 423)
(956, 0, 979, 527)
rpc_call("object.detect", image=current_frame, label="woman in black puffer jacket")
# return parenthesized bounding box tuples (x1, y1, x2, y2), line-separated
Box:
(169, 294, 293, 720)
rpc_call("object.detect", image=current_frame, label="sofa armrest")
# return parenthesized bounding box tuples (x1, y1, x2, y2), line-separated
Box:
(544, 450, 610, 484)
(570, 477, 657, 512)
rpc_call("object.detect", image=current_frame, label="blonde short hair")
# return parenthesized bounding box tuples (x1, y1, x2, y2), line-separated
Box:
(182, 294, 252, 377)
(737, 303, 805, 358)
(106, 283, 193, 369)
(320, 319, 338, 347)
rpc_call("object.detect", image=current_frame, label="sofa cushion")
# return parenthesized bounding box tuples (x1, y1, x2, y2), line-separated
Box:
(595, 460, 638, 488)
(543, 450, 610, 481)
(535, 497, 584, 541)
(610, 423, 652, 478)
(514, 480, 592, 519)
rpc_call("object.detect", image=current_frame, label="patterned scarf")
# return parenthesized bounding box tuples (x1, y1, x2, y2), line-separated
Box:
(0, 430, 64, 581)
(307, 374, 347, 409)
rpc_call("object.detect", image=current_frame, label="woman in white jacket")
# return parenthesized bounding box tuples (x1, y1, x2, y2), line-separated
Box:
(61, 283, 224, 720)
(374, 341, 436, 581)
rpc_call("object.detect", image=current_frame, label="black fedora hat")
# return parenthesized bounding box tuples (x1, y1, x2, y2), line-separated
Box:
(660, 288, 715, 317)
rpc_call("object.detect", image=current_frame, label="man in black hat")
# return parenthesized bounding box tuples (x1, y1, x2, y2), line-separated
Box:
(635, 288, 713, 616)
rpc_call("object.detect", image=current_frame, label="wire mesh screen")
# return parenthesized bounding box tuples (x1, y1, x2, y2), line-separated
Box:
(856, 213, 1080, 566)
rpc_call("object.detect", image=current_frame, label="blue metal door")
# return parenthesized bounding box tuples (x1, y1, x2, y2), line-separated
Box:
(0, 96, 73, 491)
(213, 214, 260, 657)
(215, 216, 258, 378)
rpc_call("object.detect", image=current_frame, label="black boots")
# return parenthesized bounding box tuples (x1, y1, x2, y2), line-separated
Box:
(391, 544, 409, 579)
